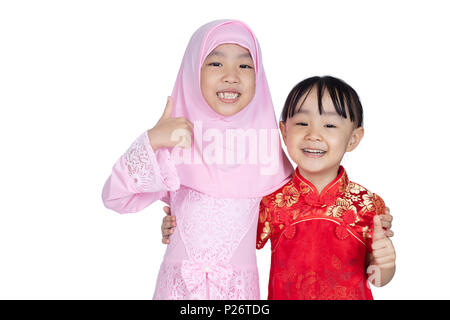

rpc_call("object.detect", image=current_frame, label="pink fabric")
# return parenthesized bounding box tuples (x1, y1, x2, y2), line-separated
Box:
(170, 19, 292, 198)
(102, 20, 293, 299)
(180, 260, 234, 299)
(102, 132, 261, 299)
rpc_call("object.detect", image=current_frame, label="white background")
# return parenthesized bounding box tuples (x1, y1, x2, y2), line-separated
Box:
(1, 0, 449, 299)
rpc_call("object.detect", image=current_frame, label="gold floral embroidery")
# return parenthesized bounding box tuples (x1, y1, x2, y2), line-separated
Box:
(260, 221, 271, 243)
(275, 184, 300, 208)
(346, 194, 360, 202)
(292, 209, 300, 220)
(299, 182, 311, 195)
(362, 226, 370, 239)
(259, 207, 268, 223)
(269, 167, 385, 254)
(348, 182, 364, 194)
(336, 198, 348, 206)
(328, 197, 357, 219)
(359, 194, 375, 213)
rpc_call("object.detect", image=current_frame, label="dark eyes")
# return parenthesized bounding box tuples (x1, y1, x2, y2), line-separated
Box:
(207, 62, 253, 69)
(240, 64, 253, 69)
(295, 122, 337, 128)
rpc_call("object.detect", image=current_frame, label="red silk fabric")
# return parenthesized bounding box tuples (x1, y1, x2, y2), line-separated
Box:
(257, 166, 385, 300)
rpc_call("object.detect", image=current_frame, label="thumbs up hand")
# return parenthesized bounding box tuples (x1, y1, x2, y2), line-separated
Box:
(147, 96, 194, 151)
(371, 215, 396, 269)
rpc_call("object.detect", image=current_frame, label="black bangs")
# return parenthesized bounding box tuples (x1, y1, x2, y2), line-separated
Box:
(280, 76, 364, 127)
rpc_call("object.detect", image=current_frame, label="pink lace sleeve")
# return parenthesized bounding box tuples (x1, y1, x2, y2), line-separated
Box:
(102, 131, 180, 213)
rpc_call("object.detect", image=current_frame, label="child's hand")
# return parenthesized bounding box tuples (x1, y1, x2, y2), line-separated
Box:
(371, 215, 396, 269)
(379, 207, 394, 238)
(147, 96, 194, 151)
(161, 206, 176, 244)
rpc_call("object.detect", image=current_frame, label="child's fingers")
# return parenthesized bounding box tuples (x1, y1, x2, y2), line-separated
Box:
(384, 229, 394, 238)
(161, 224, 175, 243)
(374, 255, 396, 267)
(383, 209, 393, 221)
(170, 127, 192, 149)
(378, 262, 396, 269)
(372, 237, 391, 251)
(181, 132, 192, 149)
(161, 205, 176, 245)
(161, 221, 170, 232)
(162, 227, 174, 237)
(178, 125, 193, 148)
(372, 245, 394, 259)
(162, 218, 176, 230)
(163, 206, 171, 216)
(162, 215, 176, 225)
(379, 215, 392, 230)
(161, 222, 174, 244)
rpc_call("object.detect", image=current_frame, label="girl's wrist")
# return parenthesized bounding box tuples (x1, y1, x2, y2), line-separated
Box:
(147, 129, 162, 151)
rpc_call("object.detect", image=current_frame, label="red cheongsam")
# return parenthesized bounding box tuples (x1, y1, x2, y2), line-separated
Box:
(257, 166, 385, 300)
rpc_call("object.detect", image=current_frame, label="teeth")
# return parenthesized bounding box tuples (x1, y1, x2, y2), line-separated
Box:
(218, 92, 239, 99)
(303, 149, 325, 154)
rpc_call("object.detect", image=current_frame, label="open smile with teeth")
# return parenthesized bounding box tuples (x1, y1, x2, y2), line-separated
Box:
(217, 91, 240, 102)
(302, 148, 326, 156)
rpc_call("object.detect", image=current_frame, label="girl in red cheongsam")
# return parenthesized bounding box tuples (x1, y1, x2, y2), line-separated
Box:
(256, 76, 396, 300)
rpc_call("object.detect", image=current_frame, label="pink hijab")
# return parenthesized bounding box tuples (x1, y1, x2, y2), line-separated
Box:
(169, 19, 292, 198)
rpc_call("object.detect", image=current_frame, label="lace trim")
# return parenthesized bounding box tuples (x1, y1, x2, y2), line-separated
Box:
(174, 188, 260, 264)
(153, 261, 260, 300)
(124, 131, 179, 192)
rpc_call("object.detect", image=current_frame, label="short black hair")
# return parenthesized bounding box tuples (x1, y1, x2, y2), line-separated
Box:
(280, 76, 363, 127)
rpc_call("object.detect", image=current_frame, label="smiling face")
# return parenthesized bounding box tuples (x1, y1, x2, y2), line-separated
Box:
(280, 85, 364, 181)
(200, 44, 256, 116)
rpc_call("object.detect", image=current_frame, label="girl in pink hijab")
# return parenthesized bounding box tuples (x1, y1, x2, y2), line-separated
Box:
(102, 20, 293, 299)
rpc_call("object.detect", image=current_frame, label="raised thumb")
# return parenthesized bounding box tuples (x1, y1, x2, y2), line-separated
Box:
(372, 215, 385, 241)
(161, 96, 174, 120)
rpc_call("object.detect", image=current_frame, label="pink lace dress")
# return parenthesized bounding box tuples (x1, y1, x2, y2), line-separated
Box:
(102, 131, 261, 299)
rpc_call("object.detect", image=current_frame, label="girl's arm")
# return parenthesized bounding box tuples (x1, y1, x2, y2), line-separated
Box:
(102, 97, 193, 213)
(101, 130, 180, 213)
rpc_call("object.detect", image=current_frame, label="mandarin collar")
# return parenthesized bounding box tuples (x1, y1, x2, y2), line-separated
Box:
(292, 166, 349, 200)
